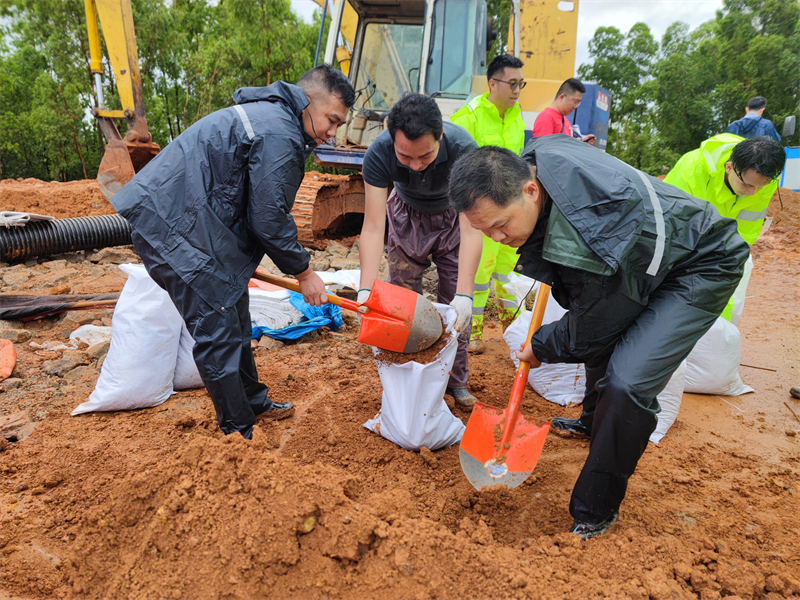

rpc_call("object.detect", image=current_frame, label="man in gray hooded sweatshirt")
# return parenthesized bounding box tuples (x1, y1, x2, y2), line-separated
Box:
(110, 64, 355, 439)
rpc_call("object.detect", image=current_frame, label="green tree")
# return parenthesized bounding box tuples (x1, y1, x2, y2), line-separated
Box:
(578, 0, 800, 173)
(578, 23, 673, 174)
(0, 0, 322, 181)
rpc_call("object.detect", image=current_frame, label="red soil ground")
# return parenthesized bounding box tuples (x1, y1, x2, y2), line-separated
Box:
(0, 181, 798, 600)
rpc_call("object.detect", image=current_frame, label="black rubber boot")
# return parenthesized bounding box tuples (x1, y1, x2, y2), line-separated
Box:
(569, 512, 618, 540)
(550, 417, 591, 438)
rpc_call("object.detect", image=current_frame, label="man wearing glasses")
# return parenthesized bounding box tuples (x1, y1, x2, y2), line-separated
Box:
(451, 55, 527, 354)
(532, 78, 596, 144)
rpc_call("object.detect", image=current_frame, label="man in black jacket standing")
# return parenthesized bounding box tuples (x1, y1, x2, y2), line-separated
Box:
(111, 65, 355, 439)
(449, 137, 748, 538)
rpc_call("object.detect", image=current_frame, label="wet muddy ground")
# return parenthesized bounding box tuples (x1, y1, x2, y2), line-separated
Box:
(0, 180, 798, 600)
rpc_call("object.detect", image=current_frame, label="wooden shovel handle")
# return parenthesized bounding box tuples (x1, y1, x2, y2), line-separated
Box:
(66, 299, 119, 309)
(252, 270, 365, 314)
(500, 284, 551, 449)
(520, 283, 551, 373)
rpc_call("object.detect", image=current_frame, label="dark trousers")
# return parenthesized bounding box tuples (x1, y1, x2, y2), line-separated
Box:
(569, 286, 724, 524)
(132, 232, 270, 439)
(386, 190, 469, 389)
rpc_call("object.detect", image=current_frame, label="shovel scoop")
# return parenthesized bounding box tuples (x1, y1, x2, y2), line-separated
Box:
(252, 272, 443, 353)
(459, 284, 552, 490)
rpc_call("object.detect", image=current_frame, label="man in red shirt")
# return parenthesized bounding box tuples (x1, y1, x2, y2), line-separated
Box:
(532, 78, 596, 143)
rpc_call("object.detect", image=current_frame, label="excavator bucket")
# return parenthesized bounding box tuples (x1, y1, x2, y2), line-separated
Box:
(97, 139, 136, 200)
(96, 136, 161, 200)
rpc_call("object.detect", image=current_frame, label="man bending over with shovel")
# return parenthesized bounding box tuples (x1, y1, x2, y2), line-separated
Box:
(449, 136, 748, 538)
(358, 94, 483, 409)
(111, 65, 355, 439)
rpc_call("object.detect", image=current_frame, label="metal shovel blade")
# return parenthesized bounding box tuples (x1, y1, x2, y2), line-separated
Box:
(358, 280, 443, 353)
(459, 403, 549, 489)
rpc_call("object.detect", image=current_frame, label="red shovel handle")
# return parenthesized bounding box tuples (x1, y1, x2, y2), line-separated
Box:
(252, 270, 365, 314)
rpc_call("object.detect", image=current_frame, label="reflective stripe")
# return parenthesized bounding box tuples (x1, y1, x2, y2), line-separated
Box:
(636, 170, 665, 277)
(499, 298, 518, 308)
(234, 105, 255, 140)
(473, 282, 491, 292)
(492, 272, 511, 283)
(472, 306, 485, 316)
(736, 208, 767, 221)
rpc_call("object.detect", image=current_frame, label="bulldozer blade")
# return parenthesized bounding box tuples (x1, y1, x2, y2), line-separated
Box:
(97, 139, 136, 200)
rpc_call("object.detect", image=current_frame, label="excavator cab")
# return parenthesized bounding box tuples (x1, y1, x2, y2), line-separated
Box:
(313, 0, 497, 168)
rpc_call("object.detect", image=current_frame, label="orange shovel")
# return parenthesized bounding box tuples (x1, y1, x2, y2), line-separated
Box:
(252, 271, 443, 353)
(459, 284, 552, 489)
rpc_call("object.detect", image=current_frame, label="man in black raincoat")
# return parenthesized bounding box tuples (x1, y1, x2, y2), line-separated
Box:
(449, 136, 749, 538)
(111, 65, 355, 439)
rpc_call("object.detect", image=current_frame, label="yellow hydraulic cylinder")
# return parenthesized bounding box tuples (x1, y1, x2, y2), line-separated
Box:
(92, 0, 142, 117)
(84, 0, 103, 74)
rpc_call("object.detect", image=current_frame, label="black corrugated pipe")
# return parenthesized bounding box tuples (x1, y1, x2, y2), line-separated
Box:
(0, 214, 132, 264)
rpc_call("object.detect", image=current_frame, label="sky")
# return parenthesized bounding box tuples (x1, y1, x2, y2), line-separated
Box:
(290, 0, 725, 71)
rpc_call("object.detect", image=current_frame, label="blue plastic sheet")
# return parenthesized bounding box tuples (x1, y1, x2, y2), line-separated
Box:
(252, 291, 343, 341)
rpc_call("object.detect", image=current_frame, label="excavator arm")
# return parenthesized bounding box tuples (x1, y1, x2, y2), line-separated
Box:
(84, 0, 160, 199)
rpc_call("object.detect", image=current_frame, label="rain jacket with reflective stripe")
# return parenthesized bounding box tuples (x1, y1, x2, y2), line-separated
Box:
(450, 93, 525, 154)
(515, 135, 748, 365)
(110, 82, 315, 314)
(664, 133, 777, 245)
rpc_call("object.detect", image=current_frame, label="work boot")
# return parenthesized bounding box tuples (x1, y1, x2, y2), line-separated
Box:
(550, 417, 591, 438)
(569, 512, 618, 540)
(446, 387, 477, 410)
(468, 339, 486, 354)
(791, 386, 800, 400)
(257, 401, 295, 421)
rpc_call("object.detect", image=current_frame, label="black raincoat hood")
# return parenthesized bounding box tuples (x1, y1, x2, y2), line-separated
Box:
(233, 81, 309, 114)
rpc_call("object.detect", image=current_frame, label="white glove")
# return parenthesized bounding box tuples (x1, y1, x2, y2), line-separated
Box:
(450, 294, 473, 333)
(357, 288, 371, 304)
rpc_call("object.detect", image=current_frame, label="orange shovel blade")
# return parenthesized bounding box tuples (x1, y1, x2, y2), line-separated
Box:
(459, 402, 549, 489)
(357, 280, 443, 353)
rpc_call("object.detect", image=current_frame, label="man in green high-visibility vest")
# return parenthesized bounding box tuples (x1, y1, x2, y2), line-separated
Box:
(451, 55, 526, 353)
(665, 134, 785, 320)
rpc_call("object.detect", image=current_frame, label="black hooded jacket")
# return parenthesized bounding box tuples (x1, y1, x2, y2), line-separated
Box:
(111, 82, 315, 314)
(515, 135, 748, 365)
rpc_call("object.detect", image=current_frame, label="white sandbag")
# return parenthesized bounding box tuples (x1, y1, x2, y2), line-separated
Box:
(69, 324, 112, 347)
(504, 292, 586, 407)
(684, 317, 754, 396)
(173, 324, 204, 390)
(364, 304, 464, 451)
(729, 254, 753, 326)
(72, 264, 182, 415)
(649, 360, 687, 444)
(318, 269, 360, 292)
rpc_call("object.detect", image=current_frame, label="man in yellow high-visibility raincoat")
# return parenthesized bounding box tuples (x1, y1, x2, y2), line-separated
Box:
(451, 55, 526, 353)
(665, 133, 785, 320)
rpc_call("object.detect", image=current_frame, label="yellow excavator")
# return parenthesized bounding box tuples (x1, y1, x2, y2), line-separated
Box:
(84, 0, 159, 200)
(86, 0, 587, 247)
(297, 0, 587, 247)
